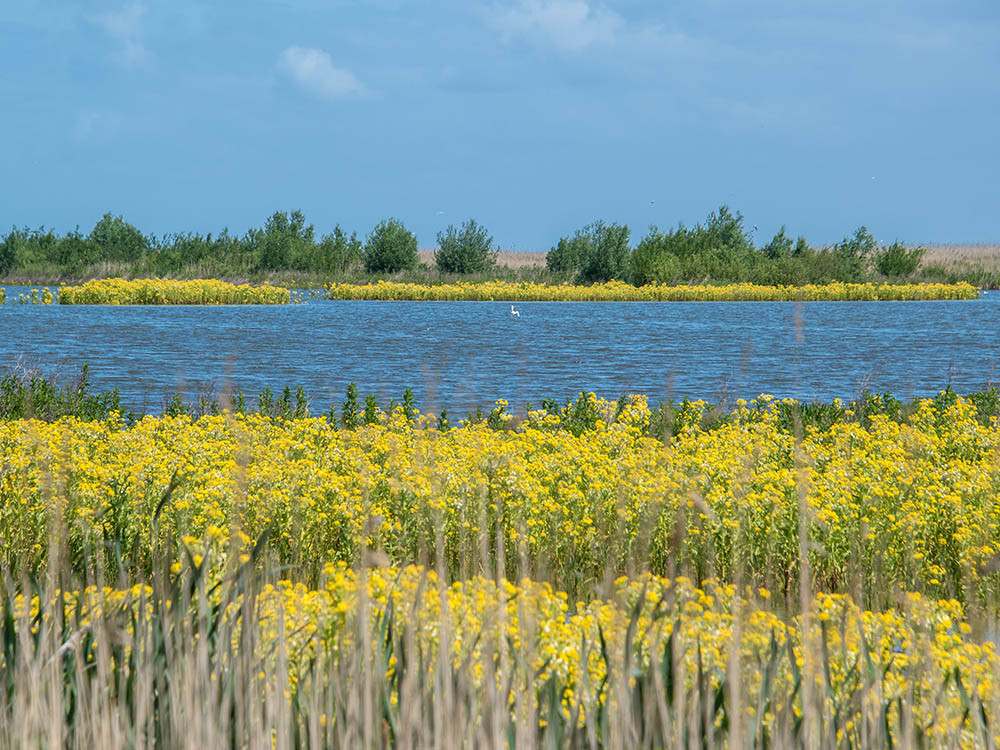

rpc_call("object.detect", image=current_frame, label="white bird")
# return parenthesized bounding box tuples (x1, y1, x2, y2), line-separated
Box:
(510, 304, 520, 318)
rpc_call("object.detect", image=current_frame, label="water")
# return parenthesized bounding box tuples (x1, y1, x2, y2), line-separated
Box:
(1, 286, 998, 414)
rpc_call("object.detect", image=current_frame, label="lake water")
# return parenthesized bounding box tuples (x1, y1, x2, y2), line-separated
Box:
(2, 286, 999, 414)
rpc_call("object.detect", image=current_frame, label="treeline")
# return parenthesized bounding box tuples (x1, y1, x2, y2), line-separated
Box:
(0, 206, 963, 285)
(547, 207, 927, 285)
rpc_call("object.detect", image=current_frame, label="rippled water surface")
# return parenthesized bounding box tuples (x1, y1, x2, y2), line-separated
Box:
(2, 287, 999, 413)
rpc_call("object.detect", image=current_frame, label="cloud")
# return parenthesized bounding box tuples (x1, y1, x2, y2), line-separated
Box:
(96, 3, 148, 64)
(492, 0, 625, 52)
(278, 46, 365, 100)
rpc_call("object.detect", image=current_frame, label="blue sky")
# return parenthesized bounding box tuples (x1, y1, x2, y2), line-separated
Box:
(2, 0, 997, 249)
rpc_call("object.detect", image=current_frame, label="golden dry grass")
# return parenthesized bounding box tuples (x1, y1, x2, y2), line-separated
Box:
(419, 249, 547, 269)
(920, 243, 1000, 270)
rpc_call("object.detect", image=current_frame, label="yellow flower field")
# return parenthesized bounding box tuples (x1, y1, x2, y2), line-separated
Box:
(57, 277, 292, 304)
(3, 394, 1000, 607)
(4, 392, 1000, 745)
(7, 564, 998, 747)
(325, 279, 981, 301)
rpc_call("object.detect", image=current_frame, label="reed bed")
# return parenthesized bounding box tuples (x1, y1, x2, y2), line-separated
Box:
(3, 393, 1000, 746)
(57, 278, 293, 305)
(2, 561, 998, 749)
(325, 280, 980, 302)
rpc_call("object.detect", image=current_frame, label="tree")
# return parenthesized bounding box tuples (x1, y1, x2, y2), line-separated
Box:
(0, 229, 21, 275)
(362, 219, 418, 273)
(318, 226, 362, 273)
(250, 210, 315, 270)
(763, 226, 794, 259)
(833, 226, 877, 280)
(546, 221, 630, 282)
(546, 235, 587, 275)
(88, 213, 148, 263)
(580, 221, 630, 282)
(874, 242, 924, 278)
(630, 227, 681, 285)
(435, 219, 497, 274)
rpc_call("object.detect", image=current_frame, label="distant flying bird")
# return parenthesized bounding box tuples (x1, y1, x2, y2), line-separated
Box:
(753, 224, 758, 232)
(510, 304, 520, 318)
(649, 200, 655, 205)
(436, 210, 446, 215)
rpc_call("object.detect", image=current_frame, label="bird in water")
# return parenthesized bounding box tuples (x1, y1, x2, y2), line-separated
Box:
(510, 304, 520, 317)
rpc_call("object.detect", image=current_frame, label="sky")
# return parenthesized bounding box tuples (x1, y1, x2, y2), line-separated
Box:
(1, 0, 997, 250)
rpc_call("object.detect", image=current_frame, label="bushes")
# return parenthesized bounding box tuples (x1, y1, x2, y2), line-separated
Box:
(435, 219, 496, 274)
(0, 207, 941, 287)
(546, 221, 630, 282)
(89, 213, 148, 263)
(0, 231, 16, 275)
(362, 218, 418, 273)
(875, 241, 925, 278)
(630, 229, 681, 285)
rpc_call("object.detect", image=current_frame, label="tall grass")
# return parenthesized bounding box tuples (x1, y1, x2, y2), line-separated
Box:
(3, 388, 1000, 746)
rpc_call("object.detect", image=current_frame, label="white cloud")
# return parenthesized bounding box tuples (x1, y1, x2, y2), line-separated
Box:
(278, 46, 365, 100)
(96, 3, 148, 64)
(493, 0, 625, 52)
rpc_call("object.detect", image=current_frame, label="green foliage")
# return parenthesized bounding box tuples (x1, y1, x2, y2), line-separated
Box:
(318, 226, 362, 273)
(545, 235, 585, 275)
(341, 383, 361, 429)
(874, 242, 925, 278)
(363, 219, 418, 273)
(435, 219, 497, 274)
(833, 226, 877, 280)
(580, 222, 630, 282)
(89, 213, 148, 263)
(546, 221, 631, 282)
(246, 210, 315, 271)
(763, 226, 794, 259)
(0, 231, 17, 275)
(630, 228, 682, 285)
(0, 365, 122, 421)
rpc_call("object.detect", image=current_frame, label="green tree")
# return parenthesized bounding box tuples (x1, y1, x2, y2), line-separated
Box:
(874, 241, 924, 278)
(88, 213, 148, 263)
(833, 226, 877, 280)
(580, 221, 630, 282)
(763, 226, 794, 259)
(318, 226, 362, 273)
(362, 219, 418, 273)
(249, 210, 315, 270)
(546, 221, 630, 282)
(546, 235, 587, 275)
(435, 219, 497, 274)
(0, 229, 23, 275)
(630, 227, 681, 285)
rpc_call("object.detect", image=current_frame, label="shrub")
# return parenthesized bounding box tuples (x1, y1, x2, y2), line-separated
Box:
(362, 219, 418, 273)
(580, 222, 630, 282)
(435, 219, 497, 274)
(89, 213, 148, 263)
(546, 236, 587, 275)
(630, 228, 681, 285)
(247, 210, 316, 270)
(0, 231, 17, 275)
(832, 226, 877, 280)
(875, 242, 925, 278)
(318, 226, 362, 273)
(546, 221, 630, 282)
(763, 226, 794, 259)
